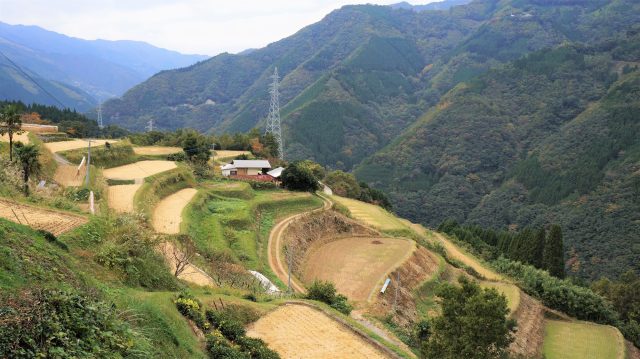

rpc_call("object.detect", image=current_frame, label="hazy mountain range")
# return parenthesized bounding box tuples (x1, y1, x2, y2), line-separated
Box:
(0, 21, 208, 111)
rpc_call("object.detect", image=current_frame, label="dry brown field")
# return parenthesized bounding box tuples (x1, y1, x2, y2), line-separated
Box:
(102, 160, 176, 180)
(133, 146, 182, 155)
(44, 139, 115, 153)
(247, 304, 388, 359)
(152, 188, 198, 234)
(302, 237, 415, 303)
(0, 199, 87, 235)
(107, 184, 143, 213)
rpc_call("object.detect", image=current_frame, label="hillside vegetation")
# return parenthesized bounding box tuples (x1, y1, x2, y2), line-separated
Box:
(357, 35, 640, 280)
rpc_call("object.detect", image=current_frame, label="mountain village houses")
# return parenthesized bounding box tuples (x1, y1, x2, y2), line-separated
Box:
(221, 159, 283, 182)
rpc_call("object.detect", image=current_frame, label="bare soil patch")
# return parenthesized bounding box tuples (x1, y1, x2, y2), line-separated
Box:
(133, 146, 182, 155)
(44, 139, 115, 153)
(53, 164, 86, 187)
(509, 292, 544, 357)
(107, 184, 142, 213)
(0, 198, 87, 235)
(102, 160, 176, 180)
(159, 242, 214, 287)
(247, 303, 388, 359)
(152, 188, 198, 234)
(368, 247, 441, 326)
(302, 237, 415, 303)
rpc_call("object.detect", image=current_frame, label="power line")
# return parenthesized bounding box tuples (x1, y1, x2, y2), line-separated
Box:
(0, 49, 68, 109)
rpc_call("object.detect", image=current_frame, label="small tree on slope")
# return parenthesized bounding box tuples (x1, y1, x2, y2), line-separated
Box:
(0, 104, 23, 161)
(422, 277, 515, 359)
(14, 143, 41, 196)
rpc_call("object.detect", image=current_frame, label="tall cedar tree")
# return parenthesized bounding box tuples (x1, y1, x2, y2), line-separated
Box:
(0, 104, 23, 161)
(543, 225, 565, 278)
(422, 277, 515, 359)
(530, 228, 546, 269)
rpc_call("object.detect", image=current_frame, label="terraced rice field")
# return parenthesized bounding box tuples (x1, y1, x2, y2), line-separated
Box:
(332, 196, 406, 231)
(102, 160, 176, 180)
(133, 146, 182, 155)
(53, 164, 86, 187)
(481, 282, 521, 314)
(214, 150, 251, 159)
(247, 304, 388, 359)
(0, 132, 30, 144)
(0, 199, 87, 235)
(152, 188, 198, 234)
(44, 139, 115, 153)
(543, 320, 625, 359)
(108, 184, 143, 213)
(302, 237, 415, 303)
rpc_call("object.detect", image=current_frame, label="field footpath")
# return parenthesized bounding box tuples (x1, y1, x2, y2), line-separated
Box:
(267, 194, 332, 293)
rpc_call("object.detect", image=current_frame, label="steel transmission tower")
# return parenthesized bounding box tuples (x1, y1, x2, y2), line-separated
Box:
(145, 118, 154, 132)
(97, 102, 104, 129)
(265, 67, 284, 160)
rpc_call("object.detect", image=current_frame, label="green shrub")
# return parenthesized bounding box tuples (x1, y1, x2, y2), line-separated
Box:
(167, 152, 186, 161)
(236, 337, 279, 359)
(493, 257, 618, 324)
(306, 280, 353, 315)
(0, 288, 151, 358)
(174, 292, 207, 330)
(247, 181, 277, 190)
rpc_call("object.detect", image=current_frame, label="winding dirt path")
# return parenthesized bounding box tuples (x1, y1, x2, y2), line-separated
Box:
(267, 194, 331, 293)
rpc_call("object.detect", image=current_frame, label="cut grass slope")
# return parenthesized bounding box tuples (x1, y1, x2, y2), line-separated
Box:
(302, 237, 416, 304)
(543, 320, 625, 359)
(332, 195, 406, 231)
(184, 183, 322, 286)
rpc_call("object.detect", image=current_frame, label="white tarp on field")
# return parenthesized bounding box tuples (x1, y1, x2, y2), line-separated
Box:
(249, 270, 280, 294)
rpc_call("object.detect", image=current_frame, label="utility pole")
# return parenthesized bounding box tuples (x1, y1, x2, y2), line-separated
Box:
(287, 246, 293, 294)
(394, 271, 400, 312)
(265, 67, 284, 160)
(85, 140, 92, 186)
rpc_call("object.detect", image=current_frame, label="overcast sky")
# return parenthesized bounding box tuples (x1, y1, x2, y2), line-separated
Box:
(0, 0, 432, 56)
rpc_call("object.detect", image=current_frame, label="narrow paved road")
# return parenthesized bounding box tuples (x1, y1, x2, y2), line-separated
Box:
(267, 193, 332, 293)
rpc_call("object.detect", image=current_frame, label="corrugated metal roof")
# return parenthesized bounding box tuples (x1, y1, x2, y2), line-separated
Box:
(221, 163, 236, 170)
(267, 167, 284, 178)
(231, 160, 271, 169)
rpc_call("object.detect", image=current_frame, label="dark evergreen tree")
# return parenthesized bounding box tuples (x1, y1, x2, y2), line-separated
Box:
(421, 277, 515, 359)
(531, 228, 546, 269)
(543, 225, 565, 278)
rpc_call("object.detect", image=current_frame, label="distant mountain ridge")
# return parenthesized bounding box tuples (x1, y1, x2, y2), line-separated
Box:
(389, 0, 472, 11)
(0, 21, 208, 110)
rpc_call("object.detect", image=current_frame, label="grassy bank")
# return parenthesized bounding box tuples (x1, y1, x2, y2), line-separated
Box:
(134, 166, 196, 218)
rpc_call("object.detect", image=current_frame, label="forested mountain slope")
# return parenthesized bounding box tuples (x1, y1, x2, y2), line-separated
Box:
(356, 36, 640, 279)
(0, 22, 207, 103)
(0, 57, 96, 111)
(104, 0, 637, 172)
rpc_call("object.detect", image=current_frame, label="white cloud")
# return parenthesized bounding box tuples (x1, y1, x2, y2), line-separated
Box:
(0, 0, 428, 55)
